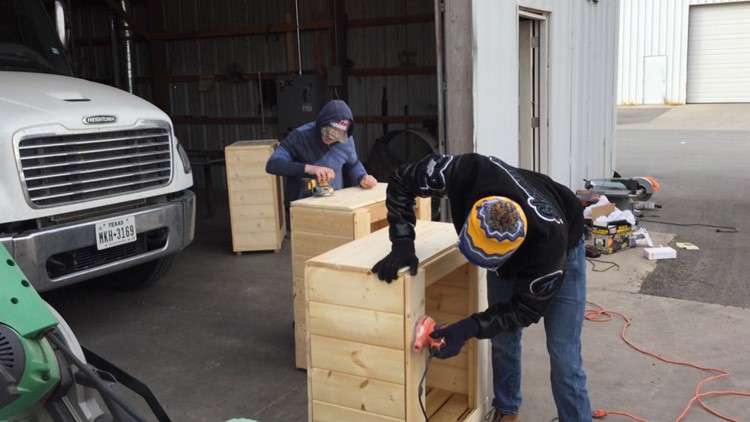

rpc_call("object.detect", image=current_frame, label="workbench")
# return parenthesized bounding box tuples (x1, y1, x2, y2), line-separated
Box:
(304, 220, 491, 421)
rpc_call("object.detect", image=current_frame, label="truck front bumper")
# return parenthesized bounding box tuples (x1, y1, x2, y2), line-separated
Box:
(1, 190, 195, 292)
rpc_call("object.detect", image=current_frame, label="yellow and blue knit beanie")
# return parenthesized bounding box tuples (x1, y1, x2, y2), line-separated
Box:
(458, 196, 527, 269)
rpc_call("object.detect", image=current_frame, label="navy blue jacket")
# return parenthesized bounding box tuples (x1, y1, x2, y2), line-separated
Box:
(266, 100, 367, 203)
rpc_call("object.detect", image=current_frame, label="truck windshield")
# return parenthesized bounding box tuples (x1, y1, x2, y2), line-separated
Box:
(0, 0, 72, 76)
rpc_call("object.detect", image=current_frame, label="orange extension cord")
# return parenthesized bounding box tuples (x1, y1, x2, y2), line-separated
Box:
(585, 301, 750, 421)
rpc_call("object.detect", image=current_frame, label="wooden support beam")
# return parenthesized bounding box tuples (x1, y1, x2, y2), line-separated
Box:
(146, 15, 433, 42)
(171, 115, 434, 126)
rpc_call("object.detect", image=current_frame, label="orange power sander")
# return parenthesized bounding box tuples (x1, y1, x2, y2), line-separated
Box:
(413, 315, 445, 353)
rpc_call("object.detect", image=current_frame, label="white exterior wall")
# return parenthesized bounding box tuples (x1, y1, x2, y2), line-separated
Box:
(617, 0, 749, 105)
(471, 0, 619, 189)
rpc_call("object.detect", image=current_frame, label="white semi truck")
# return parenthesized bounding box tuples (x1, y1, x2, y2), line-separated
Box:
(0, 0, 196, 291)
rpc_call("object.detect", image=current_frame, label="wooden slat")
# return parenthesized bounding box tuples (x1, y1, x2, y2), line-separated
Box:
(293, 232, 352, 260)
(230, 218, 282, 234)
(312, 401, 403, 422)
(228, 204, 277, 220)
(307, 267, 404, 313)
(226, 163, 272, 179)
(291, 208, 355, 237)
(233, 232, 281, 251)
(310, 368, 405, 419)
(292, 183, 388, 210)
(227, 175, 275, 192)
(293, 277, 304, 302)
(426, 389, 453, 418)
(308, 302, 404, 350)
(293, 254, 311, 280)
(295, 299, 307, 369)
(426, 284, 469, 316)
(353, 208, 373, 239)
(311, 335, 405, 384)
(424, 250, 469, 288)
(309, 221, 458, 274)
(429, 393, 469, 422)
(426, 363, 469, 394)
(404, 270, 426, 422)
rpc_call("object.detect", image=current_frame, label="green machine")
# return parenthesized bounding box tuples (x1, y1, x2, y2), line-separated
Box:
(0, 244, 171, 421)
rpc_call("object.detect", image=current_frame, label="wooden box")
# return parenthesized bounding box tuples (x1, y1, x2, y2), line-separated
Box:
(290, 184, 431, 368)
(305, 221, 490, 421)
(225, 140, 286, 253)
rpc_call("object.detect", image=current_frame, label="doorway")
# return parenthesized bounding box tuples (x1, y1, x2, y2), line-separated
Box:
(518, 9, 548, 173)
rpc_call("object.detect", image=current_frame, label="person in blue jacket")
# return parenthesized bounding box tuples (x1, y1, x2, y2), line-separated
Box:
(266, 100, 378, 211)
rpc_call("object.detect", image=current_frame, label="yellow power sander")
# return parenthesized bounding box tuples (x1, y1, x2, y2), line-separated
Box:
(303, 177, 334, 197)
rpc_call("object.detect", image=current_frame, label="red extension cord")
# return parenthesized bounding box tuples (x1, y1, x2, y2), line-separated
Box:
(585, 301, 750, 421)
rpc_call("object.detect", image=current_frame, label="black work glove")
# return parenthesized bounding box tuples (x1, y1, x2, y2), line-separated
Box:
(429, 317, 480, 359)
(371, 240, 419, 283)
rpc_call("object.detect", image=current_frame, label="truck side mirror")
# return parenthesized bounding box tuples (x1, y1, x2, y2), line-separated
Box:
(54, 0, 69, 48)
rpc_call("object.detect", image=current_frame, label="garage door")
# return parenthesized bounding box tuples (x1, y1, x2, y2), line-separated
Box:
(687, 2, 750, 103)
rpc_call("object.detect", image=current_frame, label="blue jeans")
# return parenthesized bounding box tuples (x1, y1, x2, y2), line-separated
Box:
(487, 238, 591, 421)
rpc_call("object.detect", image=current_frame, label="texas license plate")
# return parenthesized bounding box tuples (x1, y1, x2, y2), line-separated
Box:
(95, 216, 137, 250)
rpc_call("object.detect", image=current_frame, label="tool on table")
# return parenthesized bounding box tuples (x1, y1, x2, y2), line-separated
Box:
(577, 176, 660, 213)
(303, 177, 334, 197)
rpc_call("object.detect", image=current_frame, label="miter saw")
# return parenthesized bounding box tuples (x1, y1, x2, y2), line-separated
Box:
(577, 176, 660, 213)
(0, 244, 171, 422)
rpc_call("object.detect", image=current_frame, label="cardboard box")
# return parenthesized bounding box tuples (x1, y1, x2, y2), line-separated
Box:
(591, 220, 632, 254)
(643, 246, 676, 260)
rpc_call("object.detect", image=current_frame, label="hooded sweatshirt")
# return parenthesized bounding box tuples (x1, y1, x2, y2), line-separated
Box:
(266, 100, 367, 204)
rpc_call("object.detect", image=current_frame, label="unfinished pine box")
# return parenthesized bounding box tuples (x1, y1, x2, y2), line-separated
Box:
(290, 184, 431, 368)
(225, 140, 285, 253)
(305, 221, 490, 422)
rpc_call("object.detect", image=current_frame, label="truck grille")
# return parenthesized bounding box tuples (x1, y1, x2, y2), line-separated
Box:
(18, 128, 172, 207)
(45, 228, 168, 279)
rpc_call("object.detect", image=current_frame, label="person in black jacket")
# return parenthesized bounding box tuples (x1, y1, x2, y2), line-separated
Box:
(372, 153, 591, 422)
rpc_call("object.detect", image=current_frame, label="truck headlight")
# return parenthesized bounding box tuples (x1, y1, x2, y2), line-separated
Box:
(176, 141, 192, 174)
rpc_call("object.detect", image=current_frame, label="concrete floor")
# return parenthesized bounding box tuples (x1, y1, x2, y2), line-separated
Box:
(40, 104, 750, 421)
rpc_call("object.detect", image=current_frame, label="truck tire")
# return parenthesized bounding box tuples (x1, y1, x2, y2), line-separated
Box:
(104, 253, 177, 290)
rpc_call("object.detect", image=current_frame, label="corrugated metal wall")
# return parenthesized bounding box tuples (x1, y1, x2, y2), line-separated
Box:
(472, 0, 619, 189)
(70, 1, 437, 188)
(617, 0, 748, 105)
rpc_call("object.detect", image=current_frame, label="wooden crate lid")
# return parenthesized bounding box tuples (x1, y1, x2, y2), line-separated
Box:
(225, 139, 279, 150)
(291, 183, 388, 210)
(307, 220, 459, 273)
